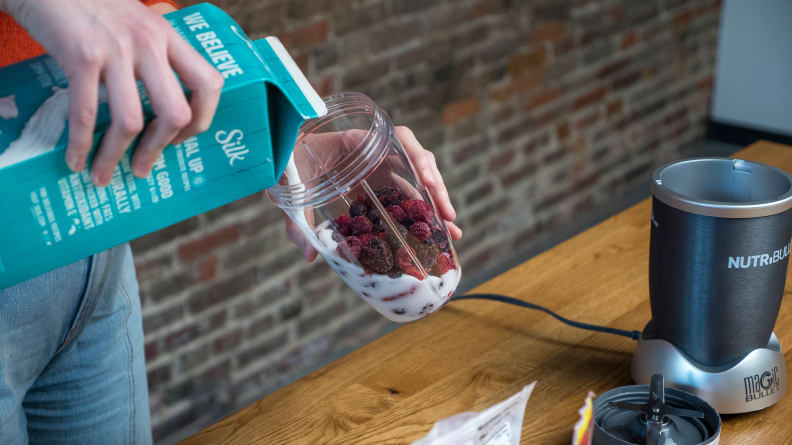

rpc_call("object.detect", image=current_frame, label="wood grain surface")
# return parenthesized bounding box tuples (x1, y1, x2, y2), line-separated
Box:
(181, 141, 792, 444)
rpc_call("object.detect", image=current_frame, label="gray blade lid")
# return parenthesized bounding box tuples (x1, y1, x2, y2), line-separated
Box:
(601, 375, 708, 445)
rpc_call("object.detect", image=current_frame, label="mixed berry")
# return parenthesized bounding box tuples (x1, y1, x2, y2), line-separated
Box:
(331, 187, 456, 279)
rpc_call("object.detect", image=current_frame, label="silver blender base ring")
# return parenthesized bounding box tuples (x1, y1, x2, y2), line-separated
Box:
(631, 327, 786, 414)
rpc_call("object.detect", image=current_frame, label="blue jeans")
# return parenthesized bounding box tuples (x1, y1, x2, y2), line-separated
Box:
(0, 244, 151, 445)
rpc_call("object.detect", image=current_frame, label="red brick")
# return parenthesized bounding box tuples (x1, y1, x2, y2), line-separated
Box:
(671, 10, 692, 35)
(147, 364, 171, 392)
(621, 31, 638, 50)
(178, 225, 240, 261)
(576, 111, 600, 130)
(573, 86, 606, 110)
(597, 58, 630, 79)
(442, 97, 480, 125)
(606, 100, 623, 117)
(490, 73, 542, 102)
(196, 256, 217, 282)
(475, 0, 499, 16)
(664, 108, 687, 127)
(697, 75, 714, 90)
(535, 188, 569, 212)
(533, 106, 560, 126)
(188, 267, 258, 314)
(164, 325, 199, 351)
(543, 147, 568, 165)
(465, 182, 494, 204)
(530, 21, 565, 43)
(554, 37, 575, 57)
(507, 48, 546, 79)
(612, 71, 641, 91)
(609, 4, 624, 20)
(214, 329, 243, 354)
(131, 217, 198, 253)
(502, 163, 538, 187)
(524, 87, 559, 112)
(488, 149, 516, 172)
(523, 133, 550, 155)
(145, 341, 159, 362)
(202, 360, 231, 381)
(134, 254, 171, 281)
(556, 121, 570, 141)
(294, 53, 309, 73)
(247, 313, 276, 338)
(453, 140, 485, 164)
(280, 20, 329, 49)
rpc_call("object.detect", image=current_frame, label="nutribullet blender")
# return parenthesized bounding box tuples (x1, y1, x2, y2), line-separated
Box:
(632, 158, 792, 414)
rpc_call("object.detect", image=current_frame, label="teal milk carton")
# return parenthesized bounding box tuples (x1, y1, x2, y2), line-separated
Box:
(0, 3, 327, 288)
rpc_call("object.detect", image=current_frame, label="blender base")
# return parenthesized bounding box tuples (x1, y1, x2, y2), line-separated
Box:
(631, 323, 786, 414)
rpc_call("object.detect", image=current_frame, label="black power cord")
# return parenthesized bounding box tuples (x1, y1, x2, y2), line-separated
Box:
(451, 293, 642, 341)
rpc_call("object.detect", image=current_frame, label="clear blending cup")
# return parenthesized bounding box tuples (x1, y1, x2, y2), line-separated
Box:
(268, 92, 461, 322)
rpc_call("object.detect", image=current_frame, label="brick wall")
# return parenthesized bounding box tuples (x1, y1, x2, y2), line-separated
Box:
(137, 0, 721, 441)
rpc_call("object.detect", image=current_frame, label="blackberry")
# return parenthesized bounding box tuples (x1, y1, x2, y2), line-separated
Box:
(366, 208, 379, 222)
(349, 201, 367, 217)
(375, 187, 402, 206)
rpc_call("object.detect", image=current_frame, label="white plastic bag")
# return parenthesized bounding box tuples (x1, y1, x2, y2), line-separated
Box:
(412, 382, 536, 445)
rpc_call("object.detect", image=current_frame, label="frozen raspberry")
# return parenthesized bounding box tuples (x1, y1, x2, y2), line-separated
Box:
(350, 216, 373, 235)
(375, 187, 402, 206)
(409, 222, 432, 241)
(349, 201, 367, 217)
(386, 205, 408, 223)
(334, 215, 352, 236)
(432, 252, 455, 275)
(403, 265, 424, 280)
(395, 247, 413, 271)
(403, 199, 434, 223)
(337, 236, 362, 261)
(358, 233, 376, 246)
(359, 238, 394, 273)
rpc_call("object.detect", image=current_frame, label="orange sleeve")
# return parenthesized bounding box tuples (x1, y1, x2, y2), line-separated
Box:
(0, 0, 181, 68)
(142, 0, 181, 9)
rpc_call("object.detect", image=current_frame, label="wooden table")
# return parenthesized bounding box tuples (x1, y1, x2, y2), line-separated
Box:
(182, 141, 792, 444)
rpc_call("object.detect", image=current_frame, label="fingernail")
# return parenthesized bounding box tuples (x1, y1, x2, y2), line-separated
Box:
(66, 153, 79, 172)
(133, 161, 150, 178)
(92, 170, 105, 187)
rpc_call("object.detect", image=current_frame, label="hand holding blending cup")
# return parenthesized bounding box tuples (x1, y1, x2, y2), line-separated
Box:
(284, 126, 463, 261)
